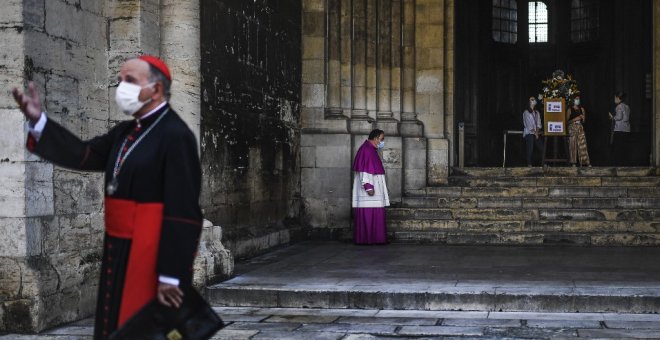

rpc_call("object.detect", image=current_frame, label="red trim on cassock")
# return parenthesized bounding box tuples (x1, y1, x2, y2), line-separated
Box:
(26, 134, 36, 152)
(104, 197, 164, 327)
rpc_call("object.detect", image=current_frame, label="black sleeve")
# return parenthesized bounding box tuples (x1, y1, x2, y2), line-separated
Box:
(156, 128, 203, 285)
(29, 118, 122, 172)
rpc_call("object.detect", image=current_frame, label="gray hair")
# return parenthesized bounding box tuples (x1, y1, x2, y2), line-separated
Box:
(147, 64, 172, 100)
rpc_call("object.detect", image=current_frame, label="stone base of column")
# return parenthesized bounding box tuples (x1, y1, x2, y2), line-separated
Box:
(324, 107, 349, 120)
(349, 110, 375, 135)
(404, 137, 428, 191)
(427, 138, 449, 185)
(375, 115, 399, 136)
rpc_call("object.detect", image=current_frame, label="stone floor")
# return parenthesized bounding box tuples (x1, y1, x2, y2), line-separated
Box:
(5, 242, 660, 339)
(6, 307, 660, 339)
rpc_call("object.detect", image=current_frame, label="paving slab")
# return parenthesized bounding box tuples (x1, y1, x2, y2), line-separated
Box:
(397, 325, 485, 336)
(336, 316, 438, 326)
(577, 328, 660, 338)
(296, 323, 397, 335)
(441, 318, 521, 327)
(525, 319, 602, 328)
(603, 320, 660, 329)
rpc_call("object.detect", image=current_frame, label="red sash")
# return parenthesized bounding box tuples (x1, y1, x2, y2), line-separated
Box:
(104, 197, 164, 326)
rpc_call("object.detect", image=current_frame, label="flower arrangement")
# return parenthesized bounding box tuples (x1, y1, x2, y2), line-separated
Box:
(539, 69, 580, 103)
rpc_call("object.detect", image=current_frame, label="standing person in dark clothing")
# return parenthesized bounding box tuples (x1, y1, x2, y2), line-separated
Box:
(522, 96, 544, 167)
(12, 55, 202, 339)
(609, 91, 631, 166)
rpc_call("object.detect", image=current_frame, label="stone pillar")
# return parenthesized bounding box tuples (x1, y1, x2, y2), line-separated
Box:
(340, 0, 353, 116)
(654, 0, 660, 166)
(391, 0, 403, 121)
(366, 0, 378, 117)
(416, 0, 449, 185)
(325, 0, 343, 118)
(349, 0, 373, 134)
(161, 0, 201, 144)
(375, 0, 399, 137)
(302, 0, 346, 132)
(400, 0, 423, 137)
(400, 0, 427, 191)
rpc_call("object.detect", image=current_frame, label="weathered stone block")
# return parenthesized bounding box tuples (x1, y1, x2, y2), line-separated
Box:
(522, 198, 572, 209)
(45, 0, 106, 50)
(548, 187, 590, 197)
(302, 36, 325, 60)
(303, 0, 324, 12)
(53, 170, 103, 215)
(315, 145, 351, 168)
(478, 198, 522, 209)
(539, 209, 606, 221)
(109, 17, 141, 52)
(537, 177, 601, 187)
(0, 257, 21, 299)
(0, 0, 22, 26)
(0, 163, 27, 218)
(427, 138, 448, 185)
(460, 221, 523, 233)
(572, 198, 618, 209)
(404, 169, 427, 191)
(193, 220, 234, 288)
(453, 209, 533, 221)
(617, 198, 660, 209)
(302, 84, 325, 108)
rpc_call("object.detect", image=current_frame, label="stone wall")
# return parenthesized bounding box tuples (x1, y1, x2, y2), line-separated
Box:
(0, 0, 210, 333)
(200, 0, 303, 259)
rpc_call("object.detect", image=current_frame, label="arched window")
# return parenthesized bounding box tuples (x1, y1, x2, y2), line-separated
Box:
(492, 0, 518, 44)
(529, 1, 548, 43)
(571, 0, 599, 43)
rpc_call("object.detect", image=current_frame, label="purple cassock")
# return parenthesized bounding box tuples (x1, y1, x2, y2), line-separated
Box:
(352, 140, 390, 244)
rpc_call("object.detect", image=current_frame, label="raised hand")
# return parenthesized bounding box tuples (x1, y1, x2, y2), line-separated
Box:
(12, 82, 42, 124)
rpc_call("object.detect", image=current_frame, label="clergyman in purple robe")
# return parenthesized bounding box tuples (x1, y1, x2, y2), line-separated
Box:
(352, 129, 390, 244)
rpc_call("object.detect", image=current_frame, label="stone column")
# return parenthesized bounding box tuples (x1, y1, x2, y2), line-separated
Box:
(654, 0, 660, 166)
(302, 0, 346, 132)
(326, 0, 343, 118)
(366, 0, 378, 117)
(400, 0, 423, 137)
(161, 0, 202, 144)
(376, 0, 398, 137)
(349, 0, 373, 134)
(391, 0, 403, 121)
(416, 0, 448, 185)
(399, 0, 427, 191)
(340, 0, 353, 116)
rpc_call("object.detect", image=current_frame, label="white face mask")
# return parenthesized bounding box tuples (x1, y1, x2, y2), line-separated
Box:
(530, 100, 537, 108)
(377, 141, 385, 149)
(574, 99, 581, 106)
(115, 81, 153, 115)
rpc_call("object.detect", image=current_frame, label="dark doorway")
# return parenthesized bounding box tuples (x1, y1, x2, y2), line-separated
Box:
(455, 0, 653, 167)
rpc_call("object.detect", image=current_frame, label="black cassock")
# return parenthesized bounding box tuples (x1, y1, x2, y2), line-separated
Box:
(27, 104, 202, 339)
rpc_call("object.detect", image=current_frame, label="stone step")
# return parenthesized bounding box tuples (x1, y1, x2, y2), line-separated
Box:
(390, 231, 660, 246)
(401, 197, 660, 209)
(405, 186, 660, 198)
(207, 284, 660, 314)
(206, 243, 660, 316)
(450, 167, 659, 178)
(387, 208, 660, 222)
(447, 176, 660, 188)
(388, 219, 660, 234)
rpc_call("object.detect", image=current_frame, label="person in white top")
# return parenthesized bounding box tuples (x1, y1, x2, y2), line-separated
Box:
(522, 97, 544, 167)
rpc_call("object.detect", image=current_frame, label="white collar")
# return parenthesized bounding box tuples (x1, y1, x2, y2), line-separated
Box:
(136, 101, 168, 122)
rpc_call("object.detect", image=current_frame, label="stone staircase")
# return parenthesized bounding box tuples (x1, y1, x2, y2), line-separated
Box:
(389, 167, 660, 246)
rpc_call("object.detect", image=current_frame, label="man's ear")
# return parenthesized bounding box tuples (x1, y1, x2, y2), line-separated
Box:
(152, 82, 164, 100)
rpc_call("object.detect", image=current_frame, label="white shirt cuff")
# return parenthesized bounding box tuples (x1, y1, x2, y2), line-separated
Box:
(28, 113, 47, 141)
(158, 275, 180, 286)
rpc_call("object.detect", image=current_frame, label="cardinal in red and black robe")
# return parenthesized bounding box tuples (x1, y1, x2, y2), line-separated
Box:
(19, 56, 202, 339)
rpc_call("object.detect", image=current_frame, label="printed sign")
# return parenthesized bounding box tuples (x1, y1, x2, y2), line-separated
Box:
(547, 121, 564, 134)
(546, 101, 563, 113)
